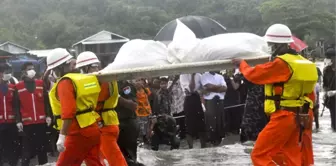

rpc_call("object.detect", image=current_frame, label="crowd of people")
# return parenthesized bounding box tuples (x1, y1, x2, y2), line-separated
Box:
(0, 23, 335, 166)
(0, 50, 269, 166)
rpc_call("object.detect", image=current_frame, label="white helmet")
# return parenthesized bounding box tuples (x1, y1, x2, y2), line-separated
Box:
(75, 51, 100, 69)
(264, 24, 294, 44)
(47, 48, 73, 71)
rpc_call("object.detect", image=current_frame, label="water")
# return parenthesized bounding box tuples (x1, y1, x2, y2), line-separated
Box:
(41, 62, 336, 166)
(41, 104, 336, 166)
(135, 110, 336, 166)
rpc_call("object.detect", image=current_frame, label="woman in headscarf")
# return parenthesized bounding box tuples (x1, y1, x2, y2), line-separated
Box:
(240, 78, 269, 143)
(169, 75, 186, 139)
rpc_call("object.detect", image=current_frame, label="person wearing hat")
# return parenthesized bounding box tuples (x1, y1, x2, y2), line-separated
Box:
(46, 48, 103, 166)
(75, 51, 137, 166)
(233, 24, 317, 166)
(323, 47, 336, 131)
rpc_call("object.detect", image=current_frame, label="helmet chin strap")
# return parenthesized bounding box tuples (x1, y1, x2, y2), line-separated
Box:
(80, 66, 90, 74)
(271, 44, 289, 58)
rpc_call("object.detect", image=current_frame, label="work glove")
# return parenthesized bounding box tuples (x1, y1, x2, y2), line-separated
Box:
(327, 90, 336, 97)
(56, 134, 66, 152)
(202, 103, 206, 112)
(46, 117, 52, 126)
(16, 122, 23, 132)
(98, 121, 104, 128)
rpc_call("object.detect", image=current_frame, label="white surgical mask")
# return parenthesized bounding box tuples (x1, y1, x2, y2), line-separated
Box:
(26, 70, 36, 79)
(325, 58, 332, 66)
(2, 74, 12, 81)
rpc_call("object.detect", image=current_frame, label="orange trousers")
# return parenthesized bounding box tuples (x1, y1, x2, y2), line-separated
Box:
(100, 125, 127, 166)
(271, 110, 314, 166)
(251, 110, 302, 166)
(57, 131, 103, 166)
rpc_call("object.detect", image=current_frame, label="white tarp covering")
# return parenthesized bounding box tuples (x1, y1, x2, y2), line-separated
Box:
(97, 19, 270, 81)
(102, 39, 170, 71)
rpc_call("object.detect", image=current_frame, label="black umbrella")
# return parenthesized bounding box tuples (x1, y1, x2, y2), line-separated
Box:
(154, 15, 227, 42)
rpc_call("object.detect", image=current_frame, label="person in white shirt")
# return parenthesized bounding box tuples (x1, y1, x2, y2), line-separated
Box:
(180, 73, 207, 149)
(201, 71, 227, 146)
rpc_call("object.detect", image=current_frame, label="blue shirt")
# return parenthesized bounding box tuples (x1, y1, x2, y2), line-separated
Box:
(0, 83, 8, 94)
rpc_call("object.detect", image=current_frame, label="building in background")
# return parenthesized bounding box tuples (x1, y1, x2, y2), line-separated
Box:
(72, 30, 129, 67)
(0, 41, 30, 55)
(28, 49, 53, 59)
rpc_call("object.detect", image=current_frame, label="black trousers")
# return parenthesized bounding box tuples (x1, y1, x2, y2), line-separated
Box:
(21, 123, 48, 166)
(313, 105, 320, 129)
(117, 119, 140, 166)
(0, 124, 20, 166)
(225, 106, 243, 134)
(204, 98, 225, 143)
(46, 126, 58, 155)
(173, 111, 186, 139)
(329, 102, 336, 131)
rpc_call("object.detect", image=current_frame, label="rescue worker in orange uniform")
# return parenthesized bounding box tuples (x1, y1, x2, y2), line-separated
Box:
(76, 51, 135, 166)
(47, 48, 103, 166)
(232, 24, 317, 166)
(271, 90, 315, 166)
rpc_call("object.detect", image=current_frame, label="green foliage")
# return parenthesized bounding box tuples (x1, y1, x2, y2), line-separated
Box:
(0, 0, 334, 49)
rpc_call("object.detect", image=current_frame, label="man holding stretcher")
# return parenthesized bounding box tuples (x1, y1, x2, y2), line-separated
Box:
(233, 24, 317, 166)
(75, 51, 137, 166)
(47, 48, 103, 166)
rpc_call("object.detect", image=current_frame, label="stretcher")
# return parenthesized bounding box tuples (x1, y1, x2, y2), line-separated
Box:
(94, 55, 269, 82)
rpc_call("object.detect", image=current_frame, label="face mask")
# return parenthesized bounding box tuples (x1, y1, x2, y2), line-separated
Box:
(26, 70, 36, 79)
(2, 74, 12, 81)
(123, 86, 131, 95)
(325, 58, 332, 66)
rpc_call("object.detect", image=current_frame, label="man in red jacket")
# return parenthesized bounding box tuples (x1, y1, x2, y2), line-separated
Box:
(0, 63, 20, 166)
(15, 62, 52, 166)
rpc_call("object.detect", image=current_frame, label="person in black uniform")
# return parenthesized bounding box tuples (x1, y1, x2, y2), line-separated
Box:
(223, 69, 242, 134)
(116, 80, 144, 166)
(323, 48, 336, 131)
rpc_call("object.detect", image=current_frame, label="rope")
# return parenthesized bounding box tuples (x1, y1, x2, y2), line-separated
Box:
(173, 103, 246, 119)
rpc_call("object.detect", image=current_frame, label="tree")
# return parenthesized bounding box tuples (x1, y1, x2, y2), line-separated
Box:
(259, 0, 336, 45)
(0, 0, 334, 49)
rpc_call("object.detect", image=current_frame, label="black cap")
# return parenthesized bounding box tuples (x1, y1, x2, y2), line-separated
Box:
(21, 62, 34, 71)
(0, 63, 12, 72)
(325, 47, 336, 58)
(159, 77, 168, 82)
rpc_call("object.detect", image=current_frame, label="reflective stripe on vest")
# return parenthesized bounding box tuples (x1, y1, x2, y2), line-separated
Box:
(0, 85, 16, 123)
(264, 54, 318, 114)
(16, 80, 46, 125)
(49, 73, 101, 130)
